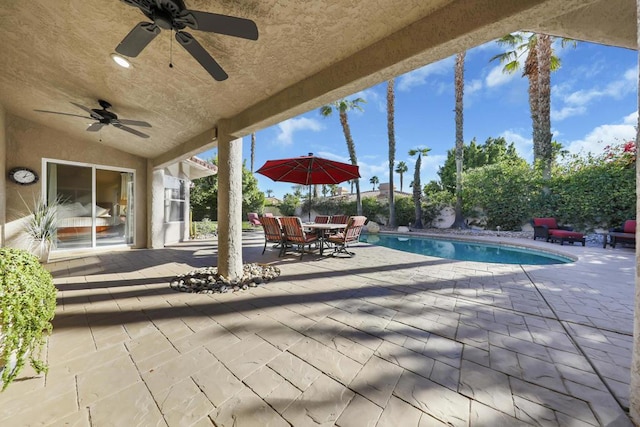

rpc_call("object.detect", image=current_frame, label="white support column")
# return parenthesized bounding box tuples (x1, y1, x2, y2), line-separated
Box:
(217, 120, 244, 280)
(148, 162, 165, 249)
(630, 1, 640, 422)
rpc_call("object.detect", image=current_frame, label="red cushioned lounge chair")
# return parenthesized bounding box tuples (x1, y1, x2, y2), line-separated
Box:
(608, 220, 636, 248)
(532, 217, 585, 246)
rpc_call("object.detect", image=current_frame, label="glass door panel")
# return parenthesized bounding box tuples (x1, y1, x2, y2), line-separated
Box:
(47, 161, 135, 250)
(48, 163, 92, 249)
(96, 169, 126, 247)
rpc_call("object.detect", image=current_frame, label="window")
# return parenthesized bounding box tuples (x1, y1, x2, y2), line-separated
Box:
(164, 176, 186, 222)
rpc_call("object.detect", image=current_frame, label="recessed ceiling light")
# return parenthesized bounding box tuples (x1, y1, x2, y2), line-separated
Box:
(110, 53, 131, 68)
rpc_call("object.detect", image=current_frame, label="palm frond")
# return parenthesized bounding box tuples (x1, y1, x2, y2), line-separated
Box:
(549, 56, 561, 71)
(503, 61, 521, 74)
(319, 105, 333, 117)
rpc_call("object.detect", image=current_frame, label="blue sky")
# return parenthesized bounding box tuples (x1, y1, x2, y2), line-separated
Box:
(200, 36, 638, 199)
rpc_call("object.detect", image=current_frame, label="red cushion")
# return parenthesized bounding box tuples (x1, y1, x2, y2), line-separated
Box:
(533, 218, 558, 229)
(623, 220, 636, 233)
(549, 230, 583, 238)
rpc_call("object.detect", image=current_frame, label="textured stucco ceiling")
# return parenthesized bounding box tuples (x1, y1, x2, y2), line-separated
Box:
(0, 0, 635, 165)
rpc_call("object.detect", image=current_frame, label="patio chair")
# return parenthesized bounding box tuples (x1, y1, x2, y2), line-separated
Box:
(532, 217, 585, 246)
(308, 214, 331, 237)
(259, 215, 284, 255)
(313, 215, 330, 224)
(247, 212, 261, 227)
(279, 216, 318, 259)
(609, 219, 636, 248)
(329, 214, 348, 224)
(326, 215, 367, 257)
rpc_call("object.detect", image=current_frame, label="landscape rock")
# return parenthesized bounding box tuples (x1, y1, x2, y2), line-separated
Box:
(170, 263, 281, 294)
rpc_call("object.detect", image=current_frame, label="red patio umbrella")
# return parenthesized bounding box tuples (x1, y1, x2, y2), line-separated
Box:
(256, 153, 360, 220)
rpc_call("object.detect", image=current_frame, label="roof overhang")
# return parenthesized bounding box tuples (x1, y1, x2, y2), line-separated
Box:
(0, 0, 635, 168)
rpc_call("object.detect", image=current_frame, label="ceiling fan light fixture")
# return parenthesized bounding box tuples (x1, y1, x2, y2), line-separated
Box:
(110, 53, 131, 68)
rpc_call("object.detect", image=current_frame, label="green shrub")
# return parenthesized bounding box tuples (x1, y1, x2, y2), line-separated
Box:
(192, 219, 217, 238)
(542, 161, 636, 230)
(423, 189, 455, 227)
(362, 197, 387, 222)
(0, 248, 56, 390)
(462, 161, 536, 230)
(394, 196, 415, 226)
(279, 194, 300, 216)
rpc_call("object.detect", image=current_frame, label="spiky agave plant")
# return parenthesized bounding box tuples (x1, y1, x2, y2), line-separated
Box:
(20, 195, 63, 261)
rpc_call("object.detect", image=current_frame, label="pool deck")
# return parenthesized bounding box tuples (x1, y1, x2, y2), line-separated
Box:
(0, 231, 635, 426)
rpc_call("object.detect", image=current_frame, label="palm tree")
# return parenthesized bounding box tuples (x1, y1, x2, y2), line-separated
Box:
(408, 147, 431, 229)
(266, 189, 274, 198)
(319, 98, 366, 214)
(329, 184, 338, 196)
(491, 32, 575, 181)
(395, 161, 408, 192)
(453, 52, 466, 228)
(250, 132, 256, 173)
(370, 176, 379, 191)
(387, 78, 397, 228)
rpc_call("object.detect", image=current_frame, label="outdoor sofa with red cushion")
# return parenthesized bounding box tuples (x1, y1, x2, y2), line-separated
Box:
(532, 217, 585, 246)
(609, 219, 636, 248)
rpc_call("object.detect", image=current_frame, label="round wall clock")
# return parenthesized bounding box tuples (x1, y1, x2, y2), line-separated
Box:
(8, 167, 39, 185)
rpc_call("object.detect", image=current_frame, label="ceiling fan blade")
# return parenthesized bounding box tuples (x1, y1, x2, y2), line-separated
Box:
(34, 110, 92, 119)
(115, 22, 161, 57)
(185, 10, 258, 40)
(70, 102, 103, 120)
(113, 123, 150, 138)
(175, 31, 228, 81)
(86, 122, 105, 132)
(117, 118, 152, 128)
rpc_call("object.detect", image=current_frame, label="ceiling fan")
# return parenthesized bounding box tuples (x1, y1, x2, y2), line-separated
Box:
(34, 99, 152, 138)
(116, 0, 259, 81)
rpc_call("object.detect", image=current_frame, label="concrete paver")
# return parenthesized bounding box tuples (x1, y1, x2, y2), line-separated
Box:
(0, 231, 635, 426)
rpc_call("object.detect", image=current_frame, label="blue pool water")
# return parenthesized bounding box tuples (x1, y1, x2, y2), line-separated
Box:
(361, 234, 573, 265)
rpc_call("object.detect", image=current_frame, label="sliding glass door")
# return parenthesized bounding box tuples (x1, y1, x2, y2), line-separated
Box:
(45, 160, 134, 250)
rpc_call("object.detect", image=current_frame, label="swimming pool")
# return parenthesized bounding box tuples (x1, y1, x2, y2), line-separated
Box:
(361, 233, 573, 265)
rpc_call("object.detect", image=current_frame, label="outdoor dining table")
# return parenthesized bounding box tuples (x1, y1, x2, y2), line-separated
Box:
(303, 222, 347, 255)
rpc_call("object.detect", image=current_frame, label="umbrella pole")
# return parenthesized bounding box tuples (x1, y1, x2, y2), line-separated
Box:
(308, 185, 312, 222)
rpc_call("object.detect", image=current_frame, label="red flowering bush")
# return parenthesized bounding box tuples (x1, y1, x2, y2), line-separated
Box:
(603, 140, 636, 166)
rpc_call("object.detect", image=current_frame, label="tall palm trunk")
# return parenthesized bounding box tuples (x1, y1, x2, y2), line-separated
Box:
(536, 34, 553, 182)
(524, 37, 542, 165)
(339, 111, 362, 214)
(453, 52, 466, 228)
(387, 79, 396, 227)
(250, 132, 256, 172)
(413, 154, 423, 228)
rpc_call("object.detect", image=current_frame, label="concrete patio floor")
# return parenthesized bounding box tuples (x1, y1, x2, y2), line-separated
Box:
(0, 231, 636, 426)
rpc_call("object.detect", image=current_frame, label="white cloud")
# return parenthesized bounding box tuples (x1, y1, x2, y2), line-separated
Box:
(562, 67, 637, 106)
(565, 121, 637, 156)
(275, 117, 323, 145)
(421, 154, 447, 183)
(500, 130, 533, 163)
(551, 105, 587, 121)
(397, 57, 454, 92)
(465, 79, 483, 96)
(624, 110, 638, 125)
(485, 65, 518, 88)
(351, 87, 384, 113)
